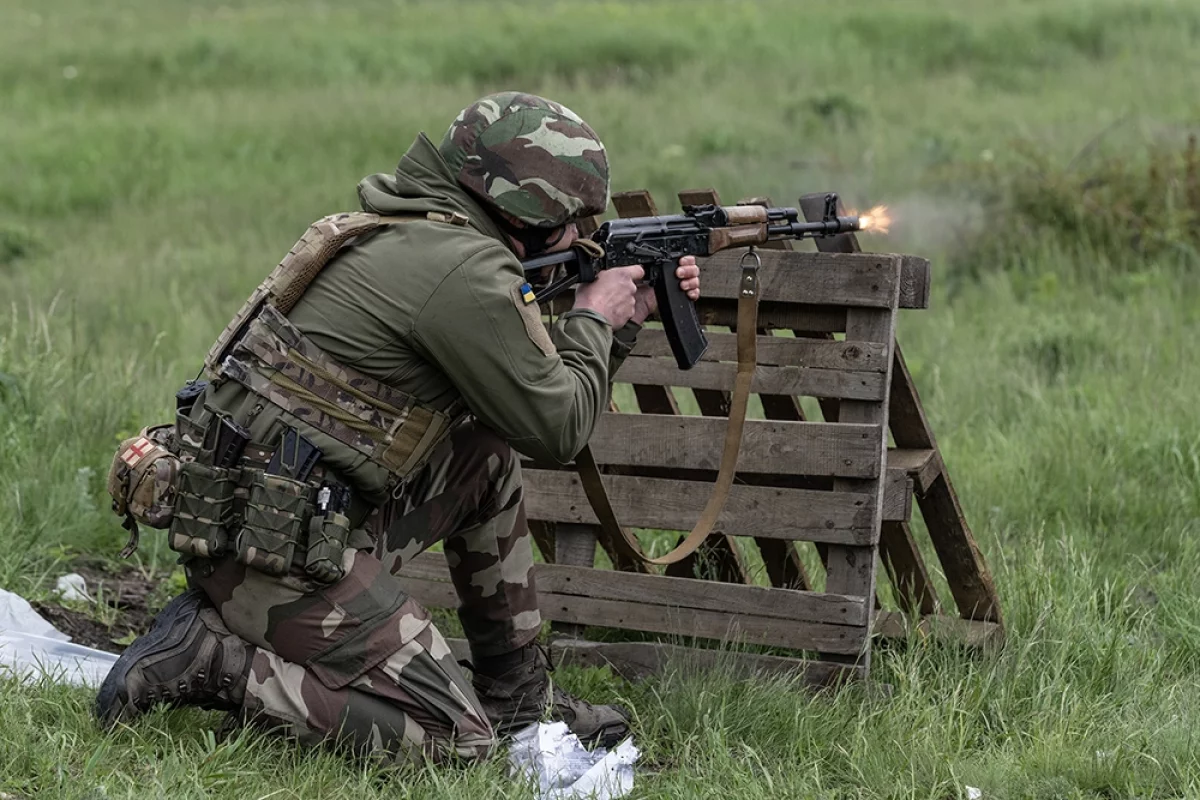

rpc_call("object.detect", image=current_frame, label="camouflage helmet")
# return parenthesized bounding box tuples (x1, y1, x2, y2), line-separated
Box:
(439, 92, 609, 229)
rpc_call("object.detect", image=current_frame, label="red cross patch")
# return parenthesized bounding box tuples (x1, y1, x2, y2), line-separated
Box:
(121, 437, 155, 468)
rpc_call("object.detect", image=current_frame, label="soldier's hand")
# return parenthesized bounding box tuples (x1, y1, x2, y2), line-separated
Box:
(630, 256, 701, 325)
(677, 255, 701, 301)
(574, 264, 644, 328)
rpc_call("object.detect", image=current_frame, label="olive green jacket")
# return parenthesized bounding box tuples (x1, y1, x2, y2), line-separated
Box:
(206, 133, 634, 508)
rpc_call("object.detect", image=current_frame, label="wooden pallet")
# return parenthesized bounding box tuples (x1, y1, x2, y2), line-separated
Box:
(398, 188, 1003, 684)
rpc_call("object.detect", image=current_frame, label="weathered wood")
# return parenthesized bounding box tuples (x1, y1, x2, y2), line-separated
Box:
(699, 250, 904, 309)
(549, 639, 863, 686)
(697, 300, 847, 332)
(399, 556, 866, 653)
(398, 554, 848, 622)
(555, 523, 597, 567)
(549, 522, 597, 637)
(611, 189, 659, 217)
(890, 346, 1003, 624)
(916, 474, 1003, 622)
(539, 595, 865, 653)
(587, 414, 884, 478)
(812, 236, 899, 671)
(873, 611, 1004, 648)
(615, 357, 888, 402)
(886, 447, 942, 495)
(630, 330, 889, 371)
(524, 458, 912, 516)
(523, 469, 878, 544)
(900, 255, 932, 310)
(879, 521, 941, 616)
(538, 563, 866, 625)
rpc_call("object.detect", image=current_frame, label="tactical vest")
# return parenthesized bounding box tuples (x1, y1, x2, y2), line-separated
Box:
(107, 210, 473, 581)
(205, 210, 472, 494)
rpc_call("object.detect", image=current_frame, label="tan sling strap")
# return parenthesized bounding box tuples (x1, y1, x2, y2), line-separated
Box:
(574, 253, 760, 565)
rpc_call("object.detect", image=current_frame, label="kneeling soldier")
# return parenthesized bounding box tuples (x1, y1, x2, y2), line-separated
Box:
(96, 92, 701, 764)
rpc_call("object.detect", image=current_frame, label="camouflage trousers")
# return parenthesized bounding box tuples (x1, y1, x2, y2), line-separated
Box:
(191, 420, 541, 764)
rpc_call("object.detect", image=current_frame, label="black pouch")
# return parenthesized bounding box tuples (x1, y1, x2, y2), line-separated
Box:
(235, 470, 311, 576)
(168, 461, 236, 558)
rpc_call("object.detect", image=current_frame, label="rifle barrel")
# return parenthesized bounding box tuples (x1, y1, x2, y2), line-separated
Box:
(521, 250, 578, 274)
(767, 216, 860, 238)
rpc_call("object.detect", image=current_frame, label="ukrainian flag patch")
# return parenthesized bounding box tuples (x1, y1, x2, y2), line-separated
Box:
(520, 282, 537, 304)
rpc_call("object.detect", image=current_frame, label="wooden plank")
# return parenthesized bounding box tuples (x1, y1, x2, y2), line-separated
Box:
(551, 523, 598, 638)
(537, 564, 867, 626)
(523, 469, 878, 544)
(879, 521, 941, 616)
(890, 346, 1003, 624)
(900, 255, 932, 310)
(611, 189, 659, 217)
(698, 250, 904, 309)
(588, 414, 884, 478)
(733, 194, 834, 595)
(697, 300, 847, 332)
(820, 304, 894, 671)
(523, 461, 913, 522)
(815, 259, 898, 674)
(630, 329, 888, 372)
(886, 447, 942, 495)
(615, 356, 888, 402)
(539, 595, 864, 653)
(797, 194, 935, 673)
(873, 611, 1004, 648)
(549, 639, 863, 686)
(399, 557, 866, 654)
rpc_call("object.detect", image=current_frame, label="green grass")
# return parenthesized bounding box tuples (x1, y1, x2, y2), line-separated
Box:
(2, 0, 1200, 796)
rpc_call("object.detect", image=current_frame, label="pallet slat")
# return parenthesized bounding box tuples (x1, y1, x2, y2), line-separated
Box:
(400, 555, 867, 654)
(615, 357, 887, 401)
(697, 250, 914, 309)
(587, 414, 883, 478)
(631, 330, 889, 371)
(525, 469, 876, 543)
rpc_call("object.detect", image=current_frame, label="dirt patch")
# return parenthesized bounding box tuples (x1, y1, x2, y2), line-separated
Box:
(31, 560, 163, 654)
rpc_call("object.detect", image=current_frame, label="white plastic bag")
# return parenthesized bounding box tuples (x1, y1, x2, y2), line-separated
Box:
(0, 588, 118, 687)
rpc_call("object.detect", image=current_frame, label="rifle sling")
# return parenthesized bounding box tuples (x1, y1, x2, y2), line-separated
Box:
(575, 259, 759, 566)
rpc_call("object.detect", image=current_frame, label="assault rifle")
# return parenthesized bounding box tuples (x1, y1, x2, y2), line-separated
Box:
(520, 193, 879, 370)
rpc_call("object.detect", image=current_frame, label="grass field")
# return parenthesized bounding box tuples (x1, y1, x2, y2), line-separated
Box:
(3, 1, 1200, 797)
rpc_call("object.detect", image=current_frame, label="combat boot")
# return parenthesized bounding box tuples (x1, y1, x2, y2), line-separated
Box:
(95, 588, 253, 726)
(471, 642, 630, 749)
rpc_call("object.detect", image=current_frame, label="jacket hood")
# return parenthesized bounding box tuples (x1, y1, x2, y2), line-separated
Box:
(356, 133, 510, 247)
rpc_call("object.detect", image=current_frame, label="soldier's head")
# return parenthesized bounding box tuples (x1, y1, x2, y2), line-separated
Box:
(439, 92, 609, 257)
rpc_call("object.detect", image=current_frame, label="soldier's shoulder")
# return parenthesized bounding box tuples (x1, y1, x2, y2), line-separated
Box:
(371, 218, 515, 278)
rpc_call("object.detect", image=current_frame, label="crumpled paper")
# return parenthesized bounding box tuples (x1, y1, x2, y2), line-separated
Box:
(0, 588, 118, 687)
(509, 721, 639, 800)
(54, 573, 94, 603)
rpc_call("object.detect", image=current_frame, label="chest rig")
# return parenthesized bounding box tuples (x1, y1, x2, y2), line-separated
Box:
(204, 210, 471, 495)
(106, 211, 475, 583)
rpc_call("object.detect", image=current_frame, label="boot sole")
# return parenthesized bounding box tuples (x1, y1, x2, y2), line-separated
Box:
(93, 588, 209, 727)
